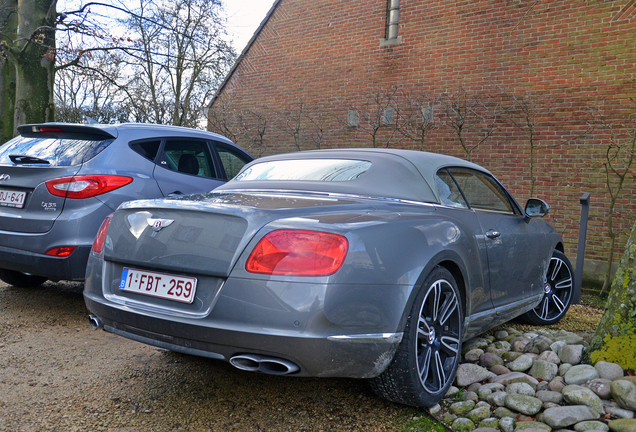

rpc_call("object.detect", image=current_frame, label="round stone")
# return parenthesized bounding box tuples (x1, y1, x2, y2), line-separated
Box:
(584, 378, 613, 400)
(562, 385, 605, 415)
(508, 354, 534, 372)
(608, 419, 636, 432)
(564, 364, 600, 385)
(542, 405, 600, 428)
(549, 375, 566, 392)
(499, 416, 515, 432)
(504, 393, 542, 416)
(594, 361, 624, 381)
(506, 382, 536, 397)
(611, 379, 636, 411)
(573, 420, 609, 432)
(465, 348, 485, 362)
(452, 417, 476, 432)
(450, 400, 476, 415)
(537, 350, 561, 364)
(560, 344, 585, 365)
(529, 360, 558, 381)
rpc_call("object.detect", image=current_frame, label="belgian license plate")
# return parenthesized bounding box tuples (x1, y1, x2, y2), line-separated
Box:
(119, 268, 197, 304)
(0, 189, 26, 208)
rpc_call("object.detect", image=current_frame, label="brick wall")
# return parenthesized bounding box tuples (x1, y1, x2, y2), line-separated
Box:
(209, 0, 636, 282)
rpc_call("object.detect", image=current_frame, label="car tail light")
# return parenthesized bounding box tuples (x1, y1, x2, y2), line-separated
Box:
(38, 127, 64, 133)
(246, 229, 348, 276)
(92, 215, 112, 254)
(45, 175, 133, 199)
(45, 246, 77, 257)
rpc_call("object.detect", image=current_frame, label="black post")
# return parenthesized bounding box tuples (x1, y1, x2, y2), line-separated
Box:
(573, 192, 591, 304)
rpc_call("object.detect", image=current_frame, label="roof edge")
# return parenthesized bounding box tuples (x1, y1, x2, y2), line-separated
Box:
(208, 0, 282, 109)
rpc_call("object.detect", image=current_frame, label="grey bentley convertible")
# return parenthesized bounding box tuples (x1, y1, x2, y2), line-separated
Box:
(84, 149, 573, 407)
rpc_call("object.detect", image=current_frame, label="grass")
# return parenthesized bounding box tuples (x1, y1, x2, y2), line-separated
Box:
(395, 408, 450, 432)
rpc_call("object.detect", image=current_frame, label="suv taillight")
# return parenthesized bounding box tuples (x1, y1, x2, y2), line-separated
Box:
(45, 175, 133, 199)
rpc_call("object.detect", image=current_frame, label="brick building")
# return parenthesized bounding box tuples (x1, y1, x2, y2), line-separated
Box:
(208, 0, 636, 284)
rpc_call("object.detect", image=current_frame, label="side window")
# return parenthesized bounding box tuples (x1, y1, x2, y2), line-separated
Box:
(162, 139, 217, 178)
(435, 169, 468, 208)
(447, 168, 515, 214)
(129, 140, 161, 162)
(216, 144, 251, 179)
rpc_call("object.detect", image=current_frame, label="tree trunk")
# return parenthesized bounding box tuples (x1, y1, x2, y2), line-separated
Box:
(586, 220, 636, 370)
(12, 0, 56, 132)
(0, 0, 18, 143)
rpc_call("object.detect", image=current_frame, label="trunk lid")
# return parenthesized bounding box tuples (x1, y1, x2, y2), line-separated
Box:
(104, 191, 372, 277)
(0, 124, 116, 233)
(0, 165, 81, 233)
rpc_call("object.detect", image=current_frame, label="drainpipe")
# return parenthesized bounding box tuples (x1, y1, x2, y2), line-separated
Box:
(572, 193, 591, 304)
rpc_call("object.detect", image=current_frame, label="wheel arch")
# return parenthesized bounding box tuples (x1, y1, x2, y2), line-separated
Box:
(398, 251, 470, 333)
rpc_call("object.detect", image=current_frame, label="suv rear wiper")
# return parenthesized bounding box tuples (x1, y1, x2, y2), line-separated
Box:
(9, 155, 51, 165)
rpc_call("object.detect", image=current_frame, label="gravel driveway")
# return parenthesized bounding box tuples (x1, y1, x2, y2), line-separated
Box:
(0, 281, 424, 432)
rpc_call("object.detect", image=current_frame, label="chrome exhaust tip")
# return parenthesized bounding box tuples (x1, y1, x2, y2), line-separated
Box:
(88, 314, 103, 330)
(230, 354, 299, 375)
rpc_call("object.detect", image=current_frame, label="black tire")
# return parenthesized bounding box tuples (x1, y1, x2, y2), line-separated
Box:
(370, 266, 463, 408)
(521, 250, 573, 326)
(0, 269, 48, 288)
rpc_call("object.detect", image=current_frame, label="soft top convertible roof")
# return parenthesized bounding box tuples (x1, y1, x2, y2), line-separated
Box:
(216, 149, 487, 204)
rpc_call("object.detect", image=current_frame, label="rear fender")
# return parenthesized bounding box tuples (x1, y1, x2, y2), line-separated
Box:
(397, 250, 471, 334)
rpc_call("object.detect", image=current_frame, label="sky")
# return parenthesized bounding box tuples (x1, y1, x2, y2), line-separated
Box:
(57, 0, 276, 55)
(223, 0, 277, 53)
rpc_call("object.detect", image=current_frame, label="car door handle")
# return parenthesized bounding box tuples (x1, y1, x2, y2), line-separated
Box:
(486, 230, 501, 239)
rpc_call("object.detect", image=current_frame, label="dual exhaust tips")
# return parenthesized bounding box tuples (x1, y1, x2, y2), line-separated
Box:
(88, 315, 299, 376)
(230, 354, 300, 375)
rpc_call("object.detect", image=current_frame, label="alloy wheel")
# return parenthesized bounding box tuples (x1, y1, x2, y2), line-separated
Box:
(416, 279, 461, 394)
(533, 254, 573, 321)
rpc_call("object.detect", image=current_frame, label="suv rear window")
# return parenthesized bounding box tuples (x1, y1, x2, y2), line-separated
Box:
(0, 135, 114, 167)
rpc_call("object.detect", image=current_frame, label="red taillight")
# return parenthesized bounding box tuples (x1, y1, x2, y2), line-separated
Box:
(246, 229, 348, 276)
(45, 246, 77, 257)
(92, 215, 112, 254)
(38, 127, 64, 133)
(45, 175, 133, 199)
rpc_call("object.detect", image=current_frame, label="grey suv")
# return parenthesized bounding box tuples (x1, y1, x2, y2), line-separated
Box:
(0, 123, 252, 287)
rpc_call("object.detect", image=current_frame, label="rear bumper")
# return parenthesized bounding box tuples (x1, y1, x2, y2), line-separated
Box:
(0, 244, 90, 280)
(84, 293, 402, 378)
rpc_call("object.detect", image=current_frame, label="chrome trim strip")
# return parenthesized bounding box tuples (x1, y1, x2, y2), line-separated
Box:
(217, 189, 437, 208)
(328, 332, 403, 344)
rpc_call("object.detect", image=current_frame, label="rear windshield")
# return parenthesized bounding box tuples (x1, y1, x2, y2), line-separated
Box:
(234, 159, 372, 182)
(0, 135, 114, 167)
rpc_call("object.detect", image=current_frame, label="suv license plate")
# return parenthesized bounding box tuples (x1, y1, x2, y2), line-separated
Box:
(0, 189, 26, 208)
(119, 268, 197, 304)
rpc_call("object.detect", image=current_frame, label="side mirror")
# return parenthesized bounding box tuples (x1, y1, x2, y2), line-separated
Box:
(525, 198, 550, 220)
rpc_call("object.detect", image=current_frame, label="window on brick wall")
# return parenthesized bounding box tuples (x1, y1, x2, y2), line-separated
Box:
(381, 0, 401, 46)
(347, 110, 359, 127)
(383, 108, 395, 125)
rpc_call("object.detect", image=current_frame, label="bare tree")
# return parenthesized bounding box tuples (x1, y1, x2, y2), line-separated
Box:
(207, 92, 242, 144)
(438, 87, 500, 161)
(55, 50, 128, 123)
(279, 101, 308, 151)
(589, 102, 636, 296)
(240, 108, 270, 157)
(349, 88, 402, 148)
(399, 93, 437, 151)
(306, 110, 331, 149)
(112, 0, 235, 126)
